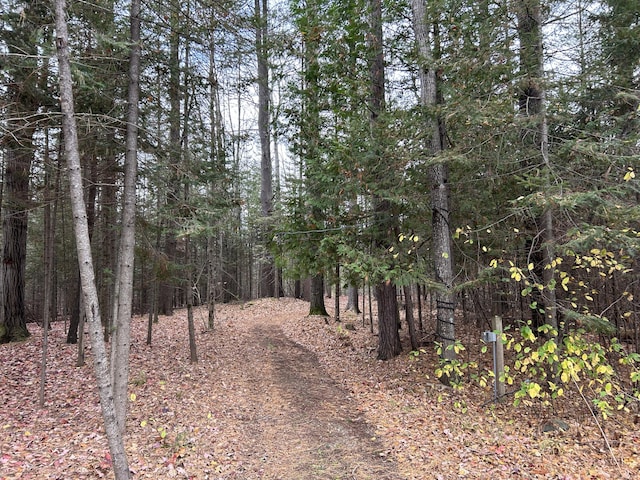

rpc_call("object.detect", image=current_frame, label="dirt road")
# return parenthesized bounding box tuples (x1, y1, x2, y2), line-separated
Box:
(211, 299, 399, 479)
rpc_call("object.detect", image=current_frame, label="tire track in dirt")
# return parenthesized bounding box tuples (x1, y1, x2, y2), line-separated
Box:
(227, 303, 399, 479)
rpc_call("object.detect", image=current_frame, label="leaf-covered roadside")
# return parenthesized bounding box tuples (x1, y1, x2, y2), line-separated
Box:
(1, 298, 639, 479)
(282, 305, 640, 479)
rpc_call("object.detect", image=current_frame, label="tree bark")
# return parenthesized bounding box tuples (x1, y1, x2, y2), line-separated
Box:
(368, 0, 402, 359)
(309, 274, 328, 316)
(110, 0, 141, 436)
(516, 0, 557, 330)
(411, 0, 456, 366)
(404, 285, 419, 351)
(39, 127, 56, 407)
(54, 1, 130, 477)
(1, 127, 32, 343)
(346, 285, 360, 313)
(160, 2, 181, 316)
(376, 281, 402, 360)
(256, 0, 275, 298)
(0, 61, 37, 342)
(207, 235, 216, 330)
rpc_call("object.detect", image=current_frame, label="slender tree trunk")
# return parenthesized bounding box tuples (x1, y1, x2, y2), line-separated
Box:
(67, 269, 81, 344)
(39, 128, 56, 407)
(54, 0, 130, 477)
(404, 285, 419, 351)
(110, 0, 141, 436)
(100, 160, 117, 340)
(185, 236, 198, 362)
(516, 0, 557, 330)
(76, 295, 86, 367)
(416, 284, 424, 332)
(207, 235, 216, 330)
(206, 32, 222, 329)
(411, 0, 456, 367)
(160, 2, 181, 315)
(334, 263, 340, 322)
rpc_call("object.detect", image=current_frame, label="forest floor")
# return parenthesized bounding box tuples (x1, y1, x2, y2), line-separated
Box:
(1, 297, 639, 479)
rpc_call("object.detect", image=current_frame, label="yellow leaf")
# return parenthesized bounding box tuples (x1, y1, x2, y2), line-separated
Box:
(528, 382, 541, 398)
(140, 420, 147, 427)
(130, 393, 137, 401)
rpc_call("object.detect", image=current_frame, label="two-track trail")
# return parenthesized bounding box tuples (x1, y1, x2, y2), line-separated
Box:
(210, 299, 398, 479)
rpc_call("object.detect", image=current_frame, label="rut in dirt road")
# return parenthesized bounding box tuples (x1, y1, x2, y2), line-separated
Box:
(229, 318, 400, 480)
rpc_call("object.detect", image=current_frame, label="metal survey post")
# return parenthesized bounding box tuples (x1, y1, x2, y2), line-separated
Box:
(483, 316, 506, 401)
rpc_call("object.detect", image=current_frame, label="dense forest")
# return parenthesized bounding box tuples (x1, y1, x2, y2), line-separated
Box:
(1, 0, 639, 477)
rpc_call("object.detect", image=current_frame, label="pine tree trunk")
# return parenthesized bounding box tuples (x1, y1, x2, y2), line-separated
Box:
(309, 274, 328, 316)
(0, 0, 43, 344)
(411, 0, 456, 366)
(160, 3, 181, 316)
(376, 282, 402, 360)
(256, 0, 274, 298)
(367, 0, 402, 359)
(516, 0, 557, 330)
(346, 285, 360, 313)
(1, 93, 34, 344)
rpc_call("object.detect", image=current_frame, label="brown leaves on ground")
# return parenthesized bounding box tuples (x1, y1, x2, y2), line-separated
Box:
(1, 297, 639, 479)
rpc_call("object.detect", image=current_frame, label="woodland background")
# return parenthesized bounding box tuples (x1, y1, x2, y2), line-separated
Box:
(0, 0, 639, 476)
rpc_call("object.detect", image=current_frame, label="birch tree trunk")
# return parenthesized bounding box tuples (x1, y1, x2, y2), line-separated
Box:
(53, 0, 130, 477)
(411, 0, 457, 366)
(110, 0, 141, 436)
